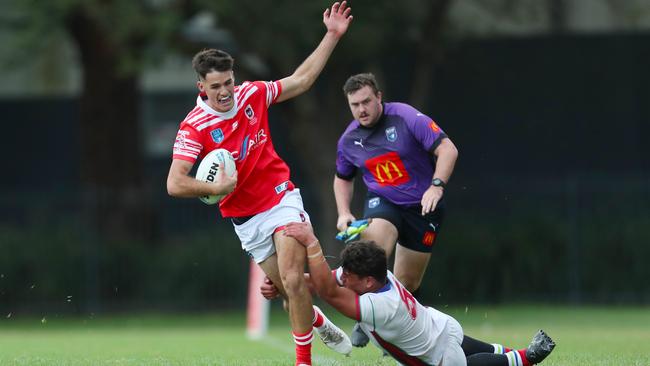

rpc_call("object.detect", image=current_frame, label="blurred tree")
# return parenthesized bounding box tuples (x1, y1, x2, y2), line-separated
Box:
(14, 0, 192, 241)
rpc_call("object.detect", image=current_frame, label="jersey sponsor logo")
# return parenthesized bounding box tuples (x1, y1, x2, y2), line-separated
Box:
(231, 129, 267, 162)
(365, 152, 410, 187)
(210, 128, 224, 143)
(422, 231, 436, 246)
(385, 126, 397, 142)
(429, 120, 440, 133)
(368, 197, 380, 209)
(174, 130, 189, 151)
(275, 181, 289, 194)
(245, 104, 258, 125)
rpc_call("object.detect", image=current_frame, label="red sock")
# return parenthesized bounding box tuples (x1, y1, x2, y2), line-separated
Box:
(518, 349, 530, 366)
(312, 307, 325, 328)
(293, 330, 313, 366)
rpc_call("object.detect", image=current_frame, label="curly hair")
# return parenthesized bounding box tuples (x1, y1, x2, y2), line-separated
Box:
(340, 240, 387, 283)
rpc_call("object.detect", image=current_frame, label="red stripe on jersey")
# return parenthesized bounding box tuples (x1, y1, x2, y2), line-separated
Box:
(271, 81, 282, 104)
(186, 111, 210, 125)
(370, 331, 431, 366)
(237, 84, 258, 109)
(355, 295, 361, 321)
(185, 106, 203, 121)
(235, 82, 254, 98)
(190, 114, 221, 130)
(171, 154, 196, 163)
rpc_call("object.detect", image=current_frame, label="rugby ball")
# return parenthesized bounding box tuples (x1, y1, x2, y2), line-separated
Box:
(195, 148, 237, 205)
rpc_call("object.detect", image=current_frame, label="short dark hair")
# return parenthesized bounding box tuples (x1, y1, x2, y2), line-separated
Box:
(342, 73, 381, 96)
(340, 240, 387, 283)
(192, 49, 234, 80)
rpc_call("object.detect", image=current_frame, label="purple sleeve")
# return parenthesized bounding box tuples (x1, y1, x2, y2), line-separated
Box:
(405, 107, 447, 152)
(336, 137, 356, 180)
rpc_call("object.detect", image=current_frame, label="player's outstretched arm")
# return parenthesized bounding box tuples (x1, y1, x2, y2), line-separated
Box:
(283, 222, 359, 320)
(276, 1, 353, 103)
(167, 159, 237, 198)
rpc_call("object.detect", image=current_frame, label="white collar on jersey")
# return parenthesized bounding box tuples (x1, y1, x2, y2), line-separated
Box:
(197, 93, 239, 120)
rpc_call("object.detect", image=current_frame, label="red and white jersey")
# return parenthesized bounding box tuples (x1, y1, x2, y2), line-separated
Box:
(172, 80, 295, 217)
(356, 271, 451, 366)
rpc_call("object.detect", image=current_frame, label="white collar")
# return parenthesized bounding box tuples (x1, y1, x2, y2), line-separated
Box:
(197, 93, 239, 120)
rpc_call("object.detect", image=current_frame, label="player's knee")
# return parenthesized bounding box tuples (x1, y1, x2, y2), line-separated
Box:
(280, 270, 305, 297)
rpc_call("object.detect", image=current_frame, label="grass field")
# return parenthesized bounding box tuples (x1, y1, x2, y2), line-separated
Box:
(0, 305, 649, 365)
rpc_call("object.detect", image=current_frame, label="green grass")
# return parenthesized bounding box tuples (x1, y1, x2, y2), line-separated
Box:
(0, 305, 649, 365)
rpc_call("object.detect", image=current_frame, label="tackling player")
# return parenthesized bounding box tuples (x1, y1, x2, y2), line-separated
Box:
(264, 221, 556, 366)
(166, 3, 353, 365)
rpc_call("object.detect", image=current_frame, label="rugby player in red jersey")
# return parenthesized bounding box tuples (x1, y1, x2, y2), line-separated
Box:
(167, 3, 353, 365)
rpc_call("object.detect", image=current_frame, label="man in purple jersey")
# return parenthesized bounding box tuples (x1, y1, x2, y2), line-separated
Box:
(333, 73, 458, 346)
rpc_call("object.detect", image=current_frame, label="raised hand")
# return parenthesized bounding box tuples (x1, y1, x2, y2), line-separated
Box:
(323, 1, 353, 39)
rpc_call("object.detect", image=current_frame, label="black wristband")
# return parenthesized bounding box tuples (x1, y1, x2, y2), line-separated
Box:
(431, 178, 446, 188)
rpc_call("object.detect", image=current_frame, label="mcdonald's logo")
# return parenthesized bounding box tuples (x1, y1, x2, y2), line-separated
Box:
(365, 151, 410, 187)
(422, 231, 436, 246)
(429, 120, 441, 133)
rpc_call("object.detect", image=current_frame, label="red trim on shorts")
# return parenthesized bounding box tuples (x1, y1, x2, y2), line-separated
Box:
(274, 225, 286, 234)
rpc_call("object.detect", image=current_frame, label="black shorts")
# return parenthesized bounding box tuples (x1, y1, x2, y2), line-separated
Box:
(363, 193, 445, 253)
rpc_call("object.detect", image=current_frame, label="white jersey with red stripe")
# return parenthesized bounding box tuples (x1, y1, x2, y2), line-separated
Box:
(356, 271, 452, 366)
(172, 80, 295, 217)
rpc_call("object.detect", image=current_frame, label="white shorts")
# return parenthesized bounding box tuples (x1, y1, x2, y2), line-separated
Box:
(232, 189, 310, 263)
(437, 315, 466, 366)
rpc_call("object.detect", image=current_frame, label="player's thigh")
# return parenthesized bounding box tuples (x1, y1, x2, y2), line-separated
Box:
(362, 218, 398, 256)
(257, 253, 287, 297)
(394, 244, 431, 291)
(273, 230, 307, 277)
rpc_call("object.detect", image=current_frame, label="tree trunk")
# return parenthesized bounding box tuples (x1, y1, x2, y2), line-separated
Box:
(65, 8, 156, 242)
(408, 0, 452, 109)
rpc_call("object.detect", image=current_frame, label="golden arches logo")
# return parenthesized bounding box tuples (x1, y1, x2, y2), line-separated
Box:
(422, 231, 435, 246)
(374, 161, 403, 183)
(365, 151, 410, 187)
